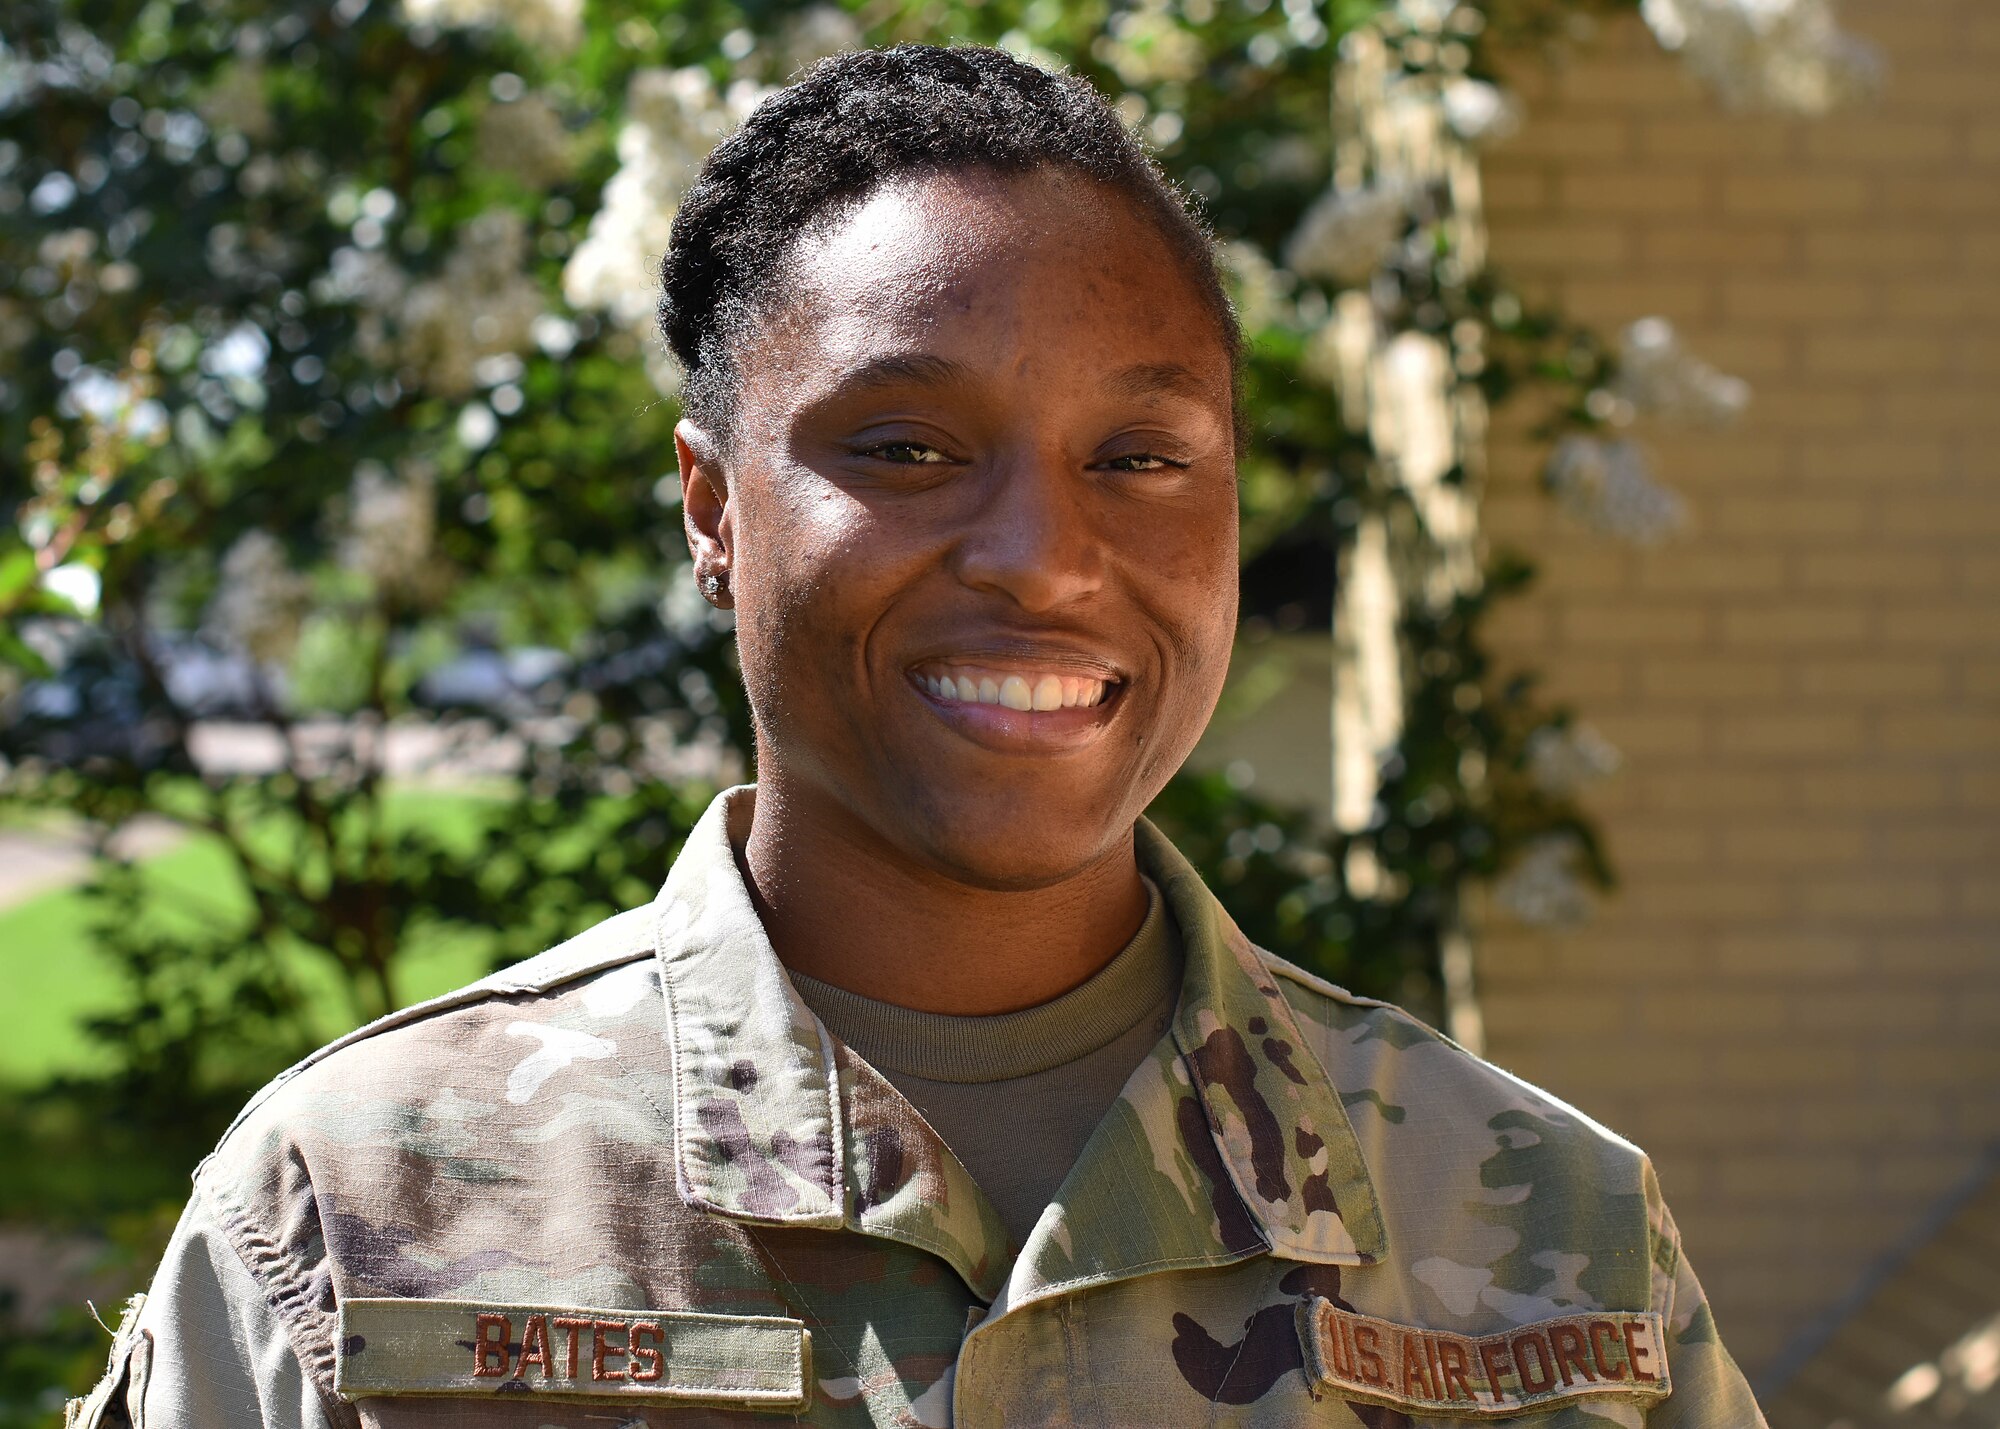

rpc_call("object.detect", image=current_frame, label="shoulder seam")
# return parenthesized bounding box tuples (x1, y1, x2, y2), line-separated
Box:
(210, 905, 657, 1152)
(1255, 947, 1375, 1007)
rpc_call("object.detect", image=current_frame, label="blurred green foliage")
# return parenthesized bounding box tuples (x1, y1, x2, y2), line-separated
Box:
(0, 0, 1636, 1417)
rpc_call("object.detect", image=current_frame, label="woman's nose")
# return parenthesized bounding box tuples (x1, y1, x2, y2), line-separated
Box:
(947, 451, 1107, 614)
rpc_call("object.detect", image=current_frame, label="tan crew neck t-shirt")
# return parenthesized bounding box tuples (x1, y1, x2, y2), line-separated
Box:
(788, 878, 1184, 1249)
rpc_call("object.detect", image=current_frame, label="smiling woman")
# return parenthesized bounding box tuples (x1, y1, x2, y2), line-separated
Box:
(78, 43, 1765, 1429)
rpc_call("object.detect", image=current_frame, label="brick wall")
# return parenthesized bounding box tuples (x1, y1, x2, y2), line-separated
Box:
(1474, 2, 2000, 1381)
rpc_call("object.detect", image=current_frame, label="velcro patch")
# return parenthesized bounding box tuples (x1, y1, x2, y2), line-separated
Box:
(1296, 1297, 1672, 1418)
(335, 1297, 811, 1410)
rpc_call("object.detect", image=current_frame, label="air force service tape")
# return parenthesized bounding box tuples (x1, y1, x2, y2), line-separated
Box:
(1296, 1296, 1673, 1418)
(335, 1298, 812, 1411)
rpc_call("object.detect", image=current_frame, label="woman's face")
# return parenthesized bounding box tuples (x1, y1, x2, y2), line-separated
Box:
(683, 166, 1240, 890)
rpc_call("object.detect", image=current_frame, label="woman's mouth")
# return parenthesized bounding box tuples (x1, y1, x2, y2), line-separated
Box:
(909, 661, 1113, 711)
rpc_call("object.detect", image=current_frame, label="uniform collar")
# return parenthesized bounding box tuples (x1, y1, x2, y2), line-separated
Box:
(651, 786, 1384, 1307)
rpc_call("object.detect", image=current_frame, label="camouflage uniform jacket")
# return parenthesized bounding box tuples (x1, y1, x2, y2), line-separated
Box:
(74, 786, 1766, 1428)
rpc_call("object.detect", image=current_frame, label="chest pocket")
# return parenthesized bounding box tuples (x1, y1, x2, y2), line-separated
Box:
(335, 1297, 812, 1413)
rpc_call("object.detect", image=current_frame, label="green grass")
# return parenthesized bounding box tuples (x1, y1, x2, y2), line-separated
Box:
(0, 790, 504, 1088)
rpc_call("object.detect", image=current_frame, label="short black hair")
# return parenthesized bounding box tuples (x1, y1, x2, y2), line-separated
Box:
(658, 43, 1239, 440)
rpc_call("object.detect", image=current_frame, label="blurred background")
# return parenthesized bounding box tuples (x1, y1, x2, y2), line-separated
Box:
(1, 0, 1993, 1422)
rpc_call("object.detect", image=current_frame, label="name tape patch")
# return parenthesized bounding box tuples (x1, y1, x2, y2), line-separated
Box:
(335, 1297, 811, 1409)
(1296, 1297, 1672, 1418)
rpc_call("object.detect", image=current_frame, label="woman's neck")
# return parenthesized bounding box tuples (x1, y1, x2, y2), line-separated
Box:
(738, 774, 1149, 1016)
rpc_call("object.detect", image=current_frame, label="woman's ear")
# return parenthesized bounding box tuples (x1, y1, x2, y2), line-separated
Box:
(676, 419, 735, 610)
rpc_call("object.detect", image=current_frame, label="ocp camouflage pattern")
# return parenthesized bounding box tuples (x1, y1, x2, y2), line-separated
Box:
(77, 787, 1766, 1427)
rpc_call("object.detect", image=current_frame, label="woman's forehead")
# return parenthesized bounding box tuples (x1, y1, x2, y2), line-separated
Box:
(776, 168, 1228, 379)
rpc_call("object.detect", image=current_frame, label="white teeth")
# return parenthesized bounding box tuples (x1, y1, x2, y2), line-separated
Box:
(918, 667, 1112, 711)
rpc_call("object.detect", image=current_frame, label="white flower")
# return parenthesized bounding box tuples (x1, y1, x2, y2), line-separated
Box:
(1441, 78, 1523, 146)
(1612, 317, 1751, 427)
(475, 92, 573, 188)
(1641, 0, 1882, 115)
(1525, 723, 1624, 799)
(1545, 434, 1689, 545)
(1285, 184, 1411, 287)
(397, 209, 544, 396)
(401, 0, 582, 53)
(564, 67, 768, 395)
(208, 530, 313, 663)
(339, 462, 436, 600)
(1492, 834, 1596, 928)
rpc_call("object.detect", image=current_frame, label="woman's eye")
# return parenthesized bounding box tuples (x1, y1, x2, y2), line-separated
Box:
(1101, 453, 1182, 472)
(863, 441, 951, 464)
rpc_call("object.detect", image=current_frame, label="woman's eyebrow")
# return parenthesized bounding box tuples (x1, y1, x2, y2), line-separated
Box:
(1102, 361, 1212, 404)
(824, 352, 973, 397)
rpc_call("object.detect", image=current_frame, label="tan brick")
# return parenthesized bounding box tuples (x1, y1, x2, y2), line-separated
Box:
(1789, 989, 1949, 1032)
(1480, 163, 1552, 216)
(1489, 224, 1632, 270)
(1713, 932, 1866, 976)
(1716, 714, 1867, 757)
(1792, 551, 1952, 593)
(1614, 823, 1711, 867)
(1801, 229, 1959, 271)
(1796, 771, 1947, 812)
(1801, 121, 1957, 164)
(1596, 712, 1708, 758)
(1961, 232, 2000, 269)
(1553, 60, 1703, 108)
(1880, 713, 2000, 755)
(1884, 390, 2000, 429)
(1561, 604, 1711, 647)
(1629, 769, 1788, 814)
(1636, 548, 1787, 594)
(1501, 116, 1636, 162)
(1628, 878, 1787, 920)
(1560, 169, 1711, 217)
(1794, 658, 1951, 700)
(1876, 822, 1998, 865)
(1797, 439, 1949, 485)
(1879, 1046, 1997, 1089)
(1798, 875, 1950, 920)
(1561, 278, 1714, 325)
(1872, 68, 1998, 111)
(1718, 824, 1867, 866)
(1638, 658, 1785, 701)
(1722, 172, 1871, 217)
(1877, 501, 2000, 541)
(1711, 495, 1867, 538)
(1723, 278, 1872, 322)
(1638, 226, 1794, 268)
(1880, 604, 2000, 647)
(1639, 118, 1793, 162)
(1801, 334, 1950, 377)
(1878, 175, 2000, 215)
(1745, 389, 1883, 429)
(1718, 605, 1873, 647)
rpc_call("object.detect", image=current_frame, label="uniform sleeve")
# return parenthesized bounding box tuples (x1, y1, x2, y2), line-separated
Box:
(71, 1187, 338, 1429)
(1645, 1183, 1769, 1429)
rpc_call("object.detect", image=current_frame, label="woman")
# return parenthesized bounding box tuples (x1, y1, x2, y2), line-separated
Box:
(73, 43, 1763, 1428)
